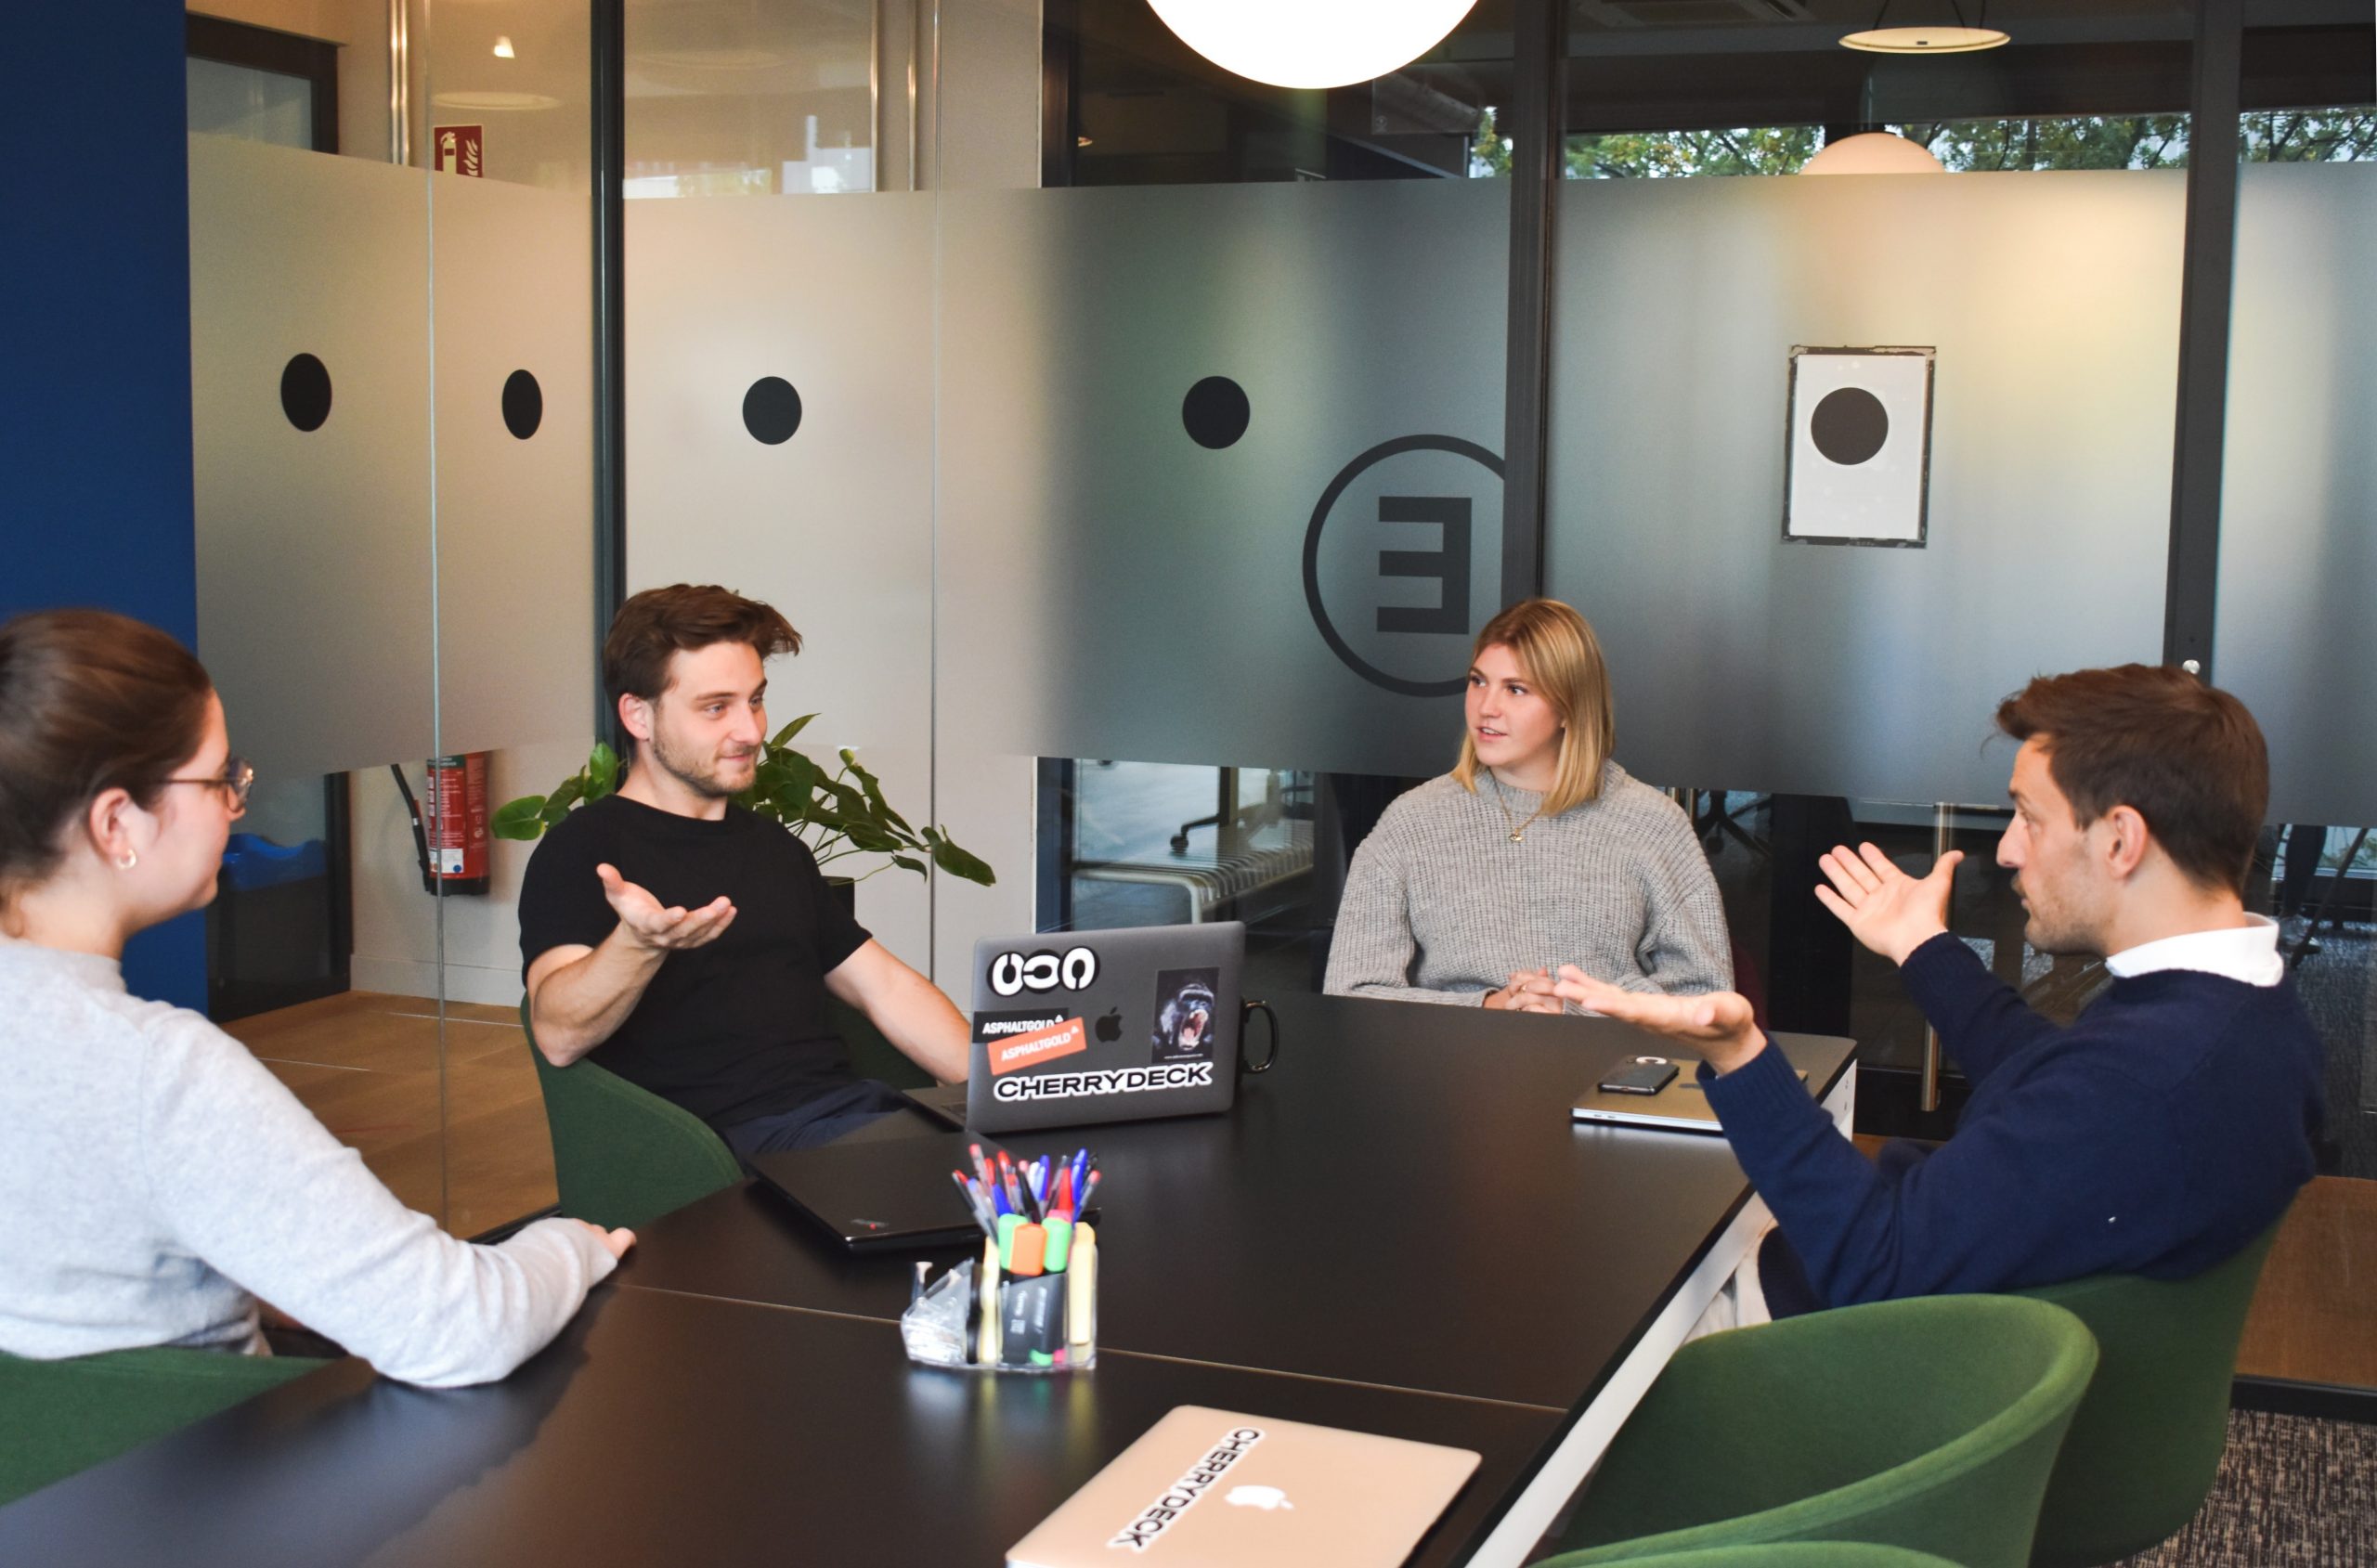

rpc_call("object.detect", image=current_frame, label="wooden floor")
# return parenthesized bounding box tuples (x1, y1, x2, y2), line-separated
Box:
(221, 991, 557, 1241)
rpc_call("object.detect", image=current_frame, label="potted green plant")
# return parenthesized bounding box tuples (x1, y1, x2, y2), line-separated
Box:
(489, 715, 994, 890)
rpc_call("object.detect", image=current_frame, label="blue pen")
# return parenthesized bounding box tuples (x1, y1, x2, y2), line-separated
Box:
(990, 1182, 1010, 1219)
(1071, 1148, 1090, 1208)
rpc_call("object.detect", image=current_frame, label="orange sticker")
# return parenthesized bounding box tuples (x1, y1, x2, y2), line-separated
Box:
(989, 1016, 1088, 1076)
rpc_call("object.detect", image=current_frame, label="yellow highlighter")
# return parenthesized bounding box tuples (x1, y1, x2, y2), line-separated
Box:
(1066, 1223, 1097, 1349)
(978, 1237, 1001, 1365)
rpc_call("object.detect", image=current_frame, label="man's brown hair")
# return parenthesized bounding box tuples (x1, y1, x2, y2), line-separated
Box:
(603, 584, 801, 745)
(0, 609, 214, 909)
(1994, 664, 2267, 895)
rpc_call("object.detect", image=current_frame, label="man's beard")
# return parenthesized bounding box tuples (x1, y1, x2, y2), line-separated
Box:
(646, 726, 753, 800)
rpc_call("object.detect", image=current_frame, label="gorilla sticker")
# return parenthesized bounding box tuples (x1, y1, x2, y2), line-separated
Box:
(1150, 966, 1222, 1066)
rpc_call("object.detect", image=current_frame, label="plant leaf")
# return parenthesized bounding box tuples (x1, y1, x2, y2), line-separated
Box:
(890, 854, 927, 876)
(490, 795, 551, 841)
(841, 753, 914, 836)
(929, 832, 996, 887)
(770, 714, 817, 748)
(587, 743, 619, 797)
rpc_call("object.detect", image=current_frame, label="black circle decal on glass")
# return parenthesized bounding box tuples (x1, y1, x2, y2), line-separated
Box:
(1181, 376, 1250, 449)
(1810, 386, 1889, 466)
(501, 369, 543, 440)
(279, 353, 331, 433)
(743, 377, 803, 445)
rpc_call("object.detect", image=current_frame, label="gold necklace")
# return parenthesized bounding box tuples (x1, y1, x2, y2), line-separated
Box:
(1487, 771, 1544, 844)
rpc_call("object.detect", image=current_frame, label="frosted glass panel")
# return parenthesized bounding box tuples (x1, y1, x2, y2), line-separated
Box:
(935, 179, 1510, 780)
(625, 195, 937, 965)
(2215, 163, 2377, 827)
(431, 175, 595, 757)
(1546, 172, 2183, 803)
(189, 136, 435, 779)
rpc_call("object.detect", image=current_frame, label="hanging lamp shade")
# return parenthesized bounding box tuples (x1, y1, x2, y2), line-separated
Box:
(1799, 131, 1946, 175)
(1146, 0, 1481, 90)
(1840, 24, 2008, 52)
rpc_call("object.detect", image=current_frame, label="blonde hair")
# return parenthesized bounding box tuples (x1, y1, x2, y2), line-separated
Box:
(1451, 599, 1615, 819)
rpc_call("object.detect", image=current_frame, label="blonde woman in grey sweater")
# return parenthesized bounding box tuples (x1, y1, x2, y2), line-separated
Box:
(0, 610, 628, 1387)
(1325, 599, 1732, 1009)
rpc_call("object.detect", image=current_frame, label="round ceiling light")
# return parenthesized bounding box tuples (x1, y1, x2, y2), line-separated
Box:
(1799, 131, 1946, 175)
(1146, 0, 1480, 90)
(1839, 25, 2008, 53)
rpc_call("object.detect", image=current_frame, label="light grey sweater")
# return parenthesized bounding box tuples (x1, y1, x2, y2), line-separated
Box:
(1325, 766, 1733, 1004)
(0, 940, 615, 1387)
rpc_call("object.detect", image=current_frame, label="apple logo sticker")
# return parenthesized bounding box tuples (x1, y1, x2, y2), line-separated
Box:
(1095, 1007, 1122, 1043)
(1226, 1485, 1292, 1511)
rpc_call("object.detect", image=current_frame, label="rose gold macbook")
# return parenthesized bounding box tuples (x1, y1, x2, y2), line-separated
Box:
(1006, 1406, 1479, 1568)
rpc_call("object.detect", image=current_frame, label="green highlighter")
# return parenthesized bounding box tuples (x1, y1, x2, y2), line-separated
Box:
(1042, 1215, 1074, 1273)
(996, 1212, 1020, 1271)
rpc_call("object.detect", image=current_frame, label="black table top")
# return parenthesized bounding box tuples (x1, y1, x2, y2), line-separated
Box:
(0, 1286, 1561, 1568)
(625, 992, 1854, 1411)
(0, 992, 1852, 1566)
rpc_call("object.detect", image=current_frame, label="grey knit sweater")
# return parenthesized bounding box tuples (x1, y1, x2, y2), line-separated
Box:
(1324, 766, 1733, 1004)
(0, 940, 616, 1386)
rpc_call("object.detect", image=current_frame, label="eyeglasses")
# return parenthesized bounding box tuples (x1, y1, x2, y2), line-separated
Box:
(162, 757, 254, 816)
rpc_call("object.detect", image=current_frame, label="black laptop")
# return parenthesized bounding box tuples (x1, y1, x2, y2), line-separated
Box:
(748, 1128, 1098, 1251)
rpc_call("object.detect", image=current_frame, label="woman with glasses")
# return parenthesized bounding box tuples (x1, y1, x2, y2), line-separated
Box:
(1325, 598, 1731, 1010)
(0, 609, 629, 1386)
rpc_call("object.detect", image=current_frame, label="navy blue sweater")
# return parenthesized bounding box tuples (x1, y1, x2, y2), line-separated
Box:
(1706, 933, 2324, 1312)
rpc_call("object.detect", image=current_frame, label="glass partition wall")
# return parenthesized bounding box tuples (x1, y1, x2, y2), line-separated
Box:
(187, 0, 592, 1238)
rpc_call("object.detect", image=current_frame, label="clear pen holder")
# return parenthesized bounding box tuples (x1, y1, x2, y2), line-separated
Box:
(902, 1221, 1098, 1373)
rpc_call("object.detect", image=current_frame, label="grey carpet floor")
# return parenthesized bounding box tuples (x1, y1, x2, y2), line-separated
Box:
(2120, 1409, 2377, 1567)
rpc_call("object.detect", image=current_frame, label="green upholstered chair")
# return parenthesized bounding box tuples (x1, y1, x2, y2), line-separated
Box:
(1602, 1548, 1965, 1568)
(521, 1001, 743, 1232)
(826, 994, 933, 1092)
(1539, 1295, 2099, 1568)
(2014, 1216, 2288, 1568)
(0, 1345, 324, 1507)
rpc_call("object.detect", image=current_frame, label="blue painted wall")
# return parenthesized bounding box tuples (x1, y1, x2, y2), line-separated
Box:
(0, 1, 205, 1008)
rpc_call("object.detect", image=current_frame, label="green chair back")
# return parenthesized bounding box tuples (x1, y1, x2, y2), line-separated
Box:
(522, 1001, 744, 1232)
(0, 1345, 322, 1507)
(2015, 1216, 2287, 1568)
(826, 994, 933, 1092)
(1611, 1549, 1965, 1568)
(1541, 1294, 2100, 1568)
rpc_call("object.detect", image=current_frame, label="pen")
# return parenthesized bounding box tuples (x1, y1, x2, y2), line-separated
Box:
(968, 1141, 995, 1198)
(1071, 1147, 1090, 1206)
(1078, 1168, 1101, 1216)
(950, 1172, 994, 1238)
(998, 1149, 1023, 1215)
(911, 1260, 929, 1305)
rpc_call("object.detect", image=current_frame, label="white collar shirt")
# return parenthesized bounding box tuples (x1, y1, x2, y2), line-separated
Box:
(2104, 914, 2283, 988)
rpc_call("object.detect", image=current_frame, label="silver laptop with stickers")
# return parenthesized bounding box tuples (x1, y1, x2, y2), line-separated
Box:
(937, 922, 1255, 1134)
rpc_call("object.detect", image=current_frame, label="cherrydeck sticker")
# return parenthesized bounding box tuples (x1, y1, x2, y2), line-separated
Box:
(992, 1062, 1214, 1103)
(1110, 1426, 1267, 1552)
(988, 1016, 1089, 1076)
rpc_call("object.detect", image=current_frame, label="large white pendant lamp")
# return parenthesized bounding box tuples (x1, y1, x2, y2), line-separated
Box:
(1146, 0, 1481, 90)
(1799, 131, 1947, 175)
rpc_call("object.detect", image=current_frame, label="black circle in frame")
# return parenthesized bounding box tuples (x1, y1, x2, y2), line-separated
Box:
(1810, 385, 1890, 466)
(279, 353, 332, 432)
(501, 369, 543, 439)
(743, 377, 803, 445)
(1181, 376, 1250, 449)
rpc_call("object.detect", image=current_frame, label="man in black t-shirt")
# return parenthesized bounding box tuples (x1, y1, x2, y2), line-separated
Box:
(519, 584, 969, 1160)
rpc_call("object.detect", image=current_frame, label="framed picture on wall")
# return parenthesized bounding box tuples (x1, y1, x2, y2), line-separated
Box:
(1783, 345, 1935, 547)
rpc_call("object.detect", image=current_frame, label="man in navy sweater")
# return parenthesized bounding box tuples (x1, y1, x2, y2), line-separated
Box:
(1558, 665, 2323, 1316)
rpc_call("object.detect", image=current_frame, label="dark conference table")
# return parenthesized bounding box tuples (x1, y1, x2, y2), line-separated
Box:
(0, 993, 1854, 1568)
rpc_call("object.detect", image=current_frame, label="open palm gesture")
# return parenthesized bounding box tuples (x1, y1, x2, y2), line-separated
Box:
(1813, 842, 1962, 965)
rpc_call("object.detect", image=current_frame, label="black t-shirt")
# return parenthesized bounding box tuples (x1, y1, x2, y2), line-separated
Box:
(516, 794, 872, 1131)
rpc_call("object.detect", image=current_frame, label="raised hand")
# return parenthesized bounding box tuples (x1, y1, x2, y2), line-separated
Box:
(1483, 967, 1563, 1014)
(1812, 842, 1963, 965)
(596, 862, 737, 952)
(1552, 967, 1766, 1074)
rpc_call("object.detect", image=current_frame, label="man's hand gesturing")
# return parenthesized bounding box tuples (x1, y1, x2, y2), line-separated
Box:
(1812, 842, 1962, 966)
(597, 862, 737, 952)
